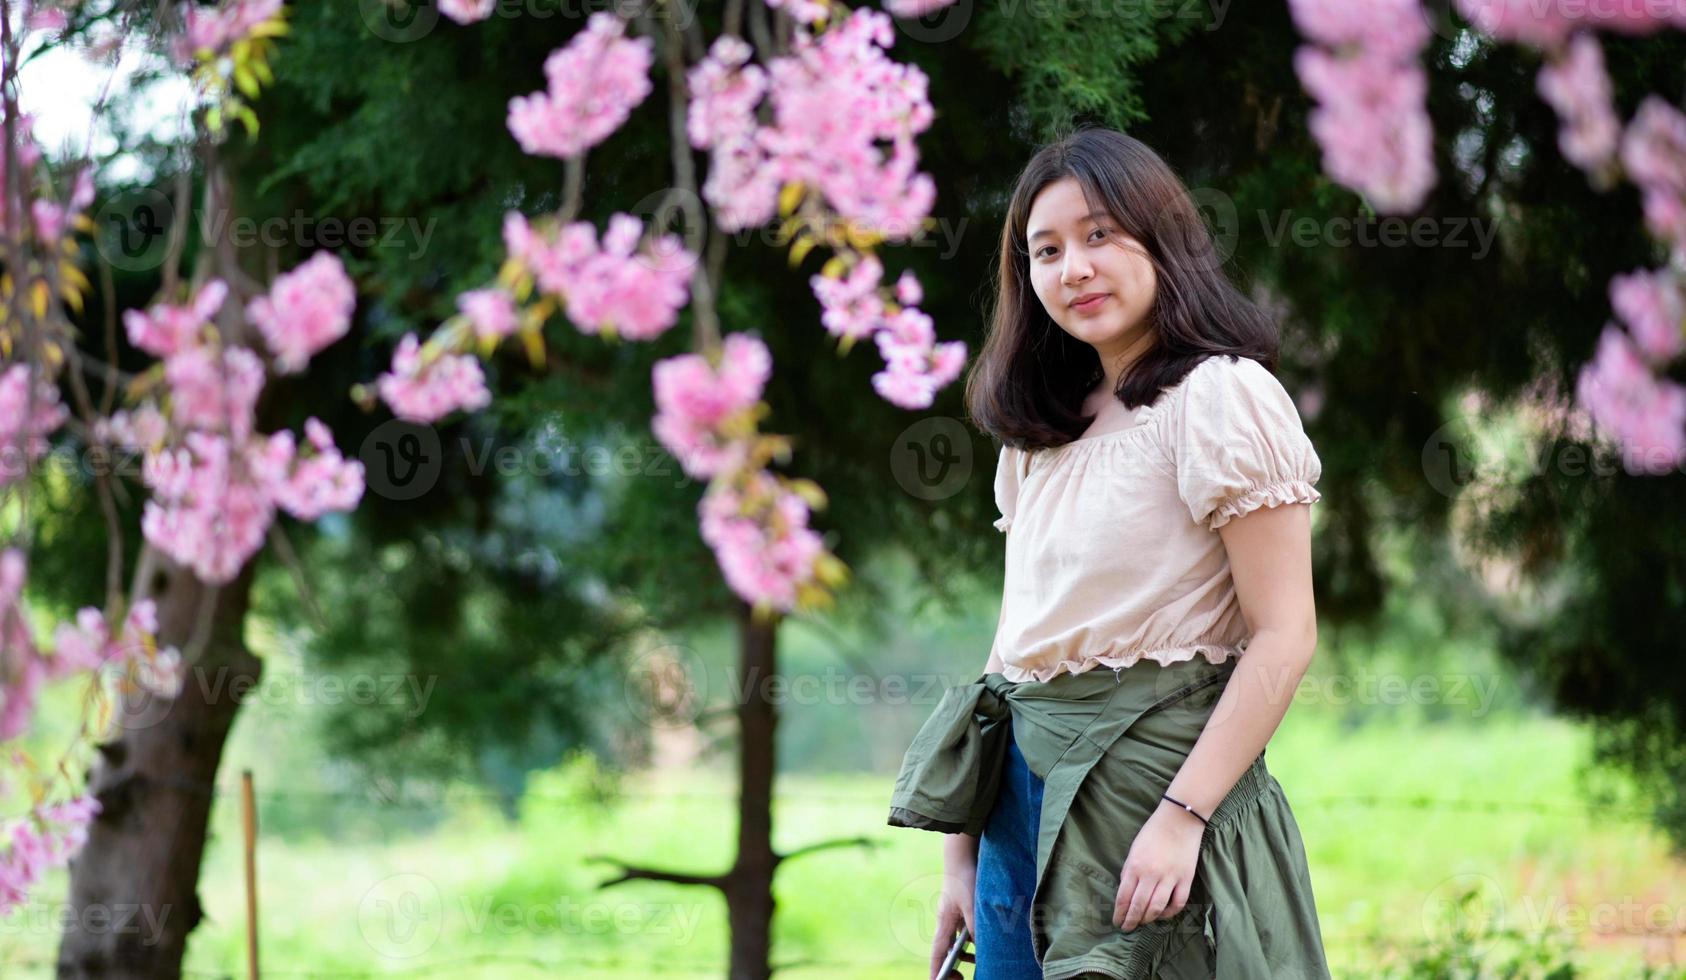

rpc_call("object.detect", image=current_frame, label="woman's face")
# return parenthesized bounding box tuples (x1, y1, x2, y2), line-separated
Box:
(1024, 176, 1157, 359)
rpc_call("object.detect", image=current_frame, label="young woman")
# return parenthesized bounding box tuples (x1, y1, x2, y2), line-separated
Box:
(928, 126, 1333, 978)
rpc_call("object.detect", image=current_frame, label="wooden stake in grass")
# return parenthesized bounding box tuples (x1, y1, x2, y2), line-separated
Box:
(241, 769, 260, 980)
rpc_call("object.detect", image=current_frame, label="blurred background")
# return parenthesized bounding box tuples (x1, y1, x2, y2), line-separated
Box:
(4, 0, 1686, 978)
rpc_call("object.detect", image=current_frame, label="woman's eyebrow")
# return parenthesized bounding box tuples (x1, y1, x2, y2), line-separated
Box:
(1029, 211, 1110, 241)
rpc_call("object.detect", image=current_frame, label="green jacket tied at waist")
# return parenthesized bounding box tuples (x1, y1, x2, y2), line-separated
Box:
(887, 656, 1333, 980)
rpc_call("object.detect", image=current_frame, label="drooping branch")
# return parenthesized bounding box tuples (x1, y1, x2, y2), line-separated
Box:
(645, 7, 722, 353)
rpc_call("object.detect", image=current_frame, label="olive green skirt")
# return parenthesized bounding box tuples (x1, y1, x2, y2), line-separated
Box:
(1009, 656, 1334, 979)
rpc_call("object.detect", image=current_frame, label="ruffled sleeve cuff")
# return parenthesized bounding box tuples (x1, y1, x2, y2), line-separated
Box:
(1172, 357, 1324, 531)
(1206, 480, 1323, 531)
(993, 445, 1023, 534)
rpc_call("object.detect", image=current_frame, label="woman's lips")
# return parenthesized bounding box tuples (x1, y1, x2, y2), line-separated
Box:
(1072, 294, 1110, 313)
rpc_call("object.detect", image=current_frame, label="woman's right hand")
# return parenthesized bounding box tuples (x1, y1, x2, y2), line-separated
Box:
(929, 848, 977, 980)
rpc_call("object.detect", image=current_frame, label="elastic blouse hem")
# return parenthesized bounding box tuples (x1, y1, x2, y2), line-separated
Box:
(1000, 642, 1242, 684)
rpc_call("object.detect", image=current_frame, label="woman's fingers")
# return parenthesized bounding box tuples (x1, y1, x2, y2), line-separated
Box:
(1114, 872, 1147, 930)
(928, 909, 958, 979)
(1143, 877, 1176, 923)
(1169, 877, 1192, 918)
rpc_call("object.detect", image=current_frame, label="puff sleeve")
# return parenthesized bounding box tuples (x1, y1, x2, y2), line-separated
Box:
(1172, 356, 1323, 531)
(992, 444, 1025, 533)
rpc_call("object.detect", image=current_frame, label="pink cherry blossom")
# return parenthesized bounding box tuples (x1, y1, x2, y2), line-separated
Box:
(811, 255, 887, 342)
(96, 403, 169, 452)
(1576, 324, 1686, 474)
(765, 0, 830, 24)
(560, 214, 696, 340)
(1610, 268, 1686, 362)
(376, 333, 493, 423)
(882, 0, 961, 16)
(1454, 0, 1686, 46)
(1537, 33, 1621, 173)
(0, 793, 102, 915)
(173, 0, 284, 63)
(686, 36, 766, 150)
(0, 363, 69, 490)
(505, 211, 695, 340)
(101, 392, 364, 584)
(49, 608, 120, 678)
(133, 420, 360, 585)
(651, 333, 771, 479)
(687, 8, 937, 236)
(26, 5, 69, 32)
(163, 345, 266, 441)
(45, 597, 169, 687)
(440, 0, 496, 24)
(457, 288, 520, 341)
(140, 431, 275, 583)
(247, 251, 357, 373)
(268, 418, 366, 519)
(895, 269, 923, 306)
(1287, 0, 1431, 60)
(872, 336, 966, 410)
(762, 9, 937, 235)
(698, 470, 826, 611)
(1291, 43, 1436, 214)
(0, 549, 47, 742)
(507, 13, 654, 160)
(123, 279, 228, 358)
(1452, 0, 1577, 46)
(1621, 96, 1686, 252)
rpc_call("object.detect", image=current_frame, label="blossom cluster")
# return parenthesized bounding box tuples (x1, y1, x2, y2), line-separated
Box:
(1288, 0, 1437, 213)
(0, 364, 69, 492)
(507, 13, 654, 160)
(0, 110, 95, 249)
(653, 334, 837, 611)
(173, 0, 283, 63)
(0, 792, 101, 914)
(1291, 0, 1686, 473)
(688, 20, 963, 409)
(105, 255, 365, 582)
(685, 12, 936, 236)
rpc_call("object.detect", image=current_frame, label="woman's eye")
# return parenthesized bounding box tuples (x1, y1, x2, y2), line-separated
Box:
(1035, 228, 1109, 259)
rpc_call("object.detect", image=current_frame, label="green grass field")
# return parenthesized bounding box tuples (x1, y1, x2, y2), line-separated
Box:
(6, 704, 1685, 978)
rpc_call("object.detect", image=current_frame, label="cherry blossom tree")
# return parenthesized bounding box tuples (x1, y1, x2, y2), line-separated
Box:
(0, 0, 364, 959)
(1287, 0, 1686, 476)
(363, 6, 966, 622)
(4, 0, 971, 975)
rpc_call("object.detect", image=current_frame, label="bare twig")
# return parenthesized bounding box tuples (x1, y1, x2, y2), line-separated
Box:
(775, 835, 878, 866)
(585, 854, 728, 890)
(266, 521, 327, 632)
(646, 8, 722, 352)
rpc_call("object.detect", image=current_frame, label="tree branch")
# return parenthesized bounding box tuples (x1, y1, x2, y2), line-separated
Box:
(585, 854, 729, 890)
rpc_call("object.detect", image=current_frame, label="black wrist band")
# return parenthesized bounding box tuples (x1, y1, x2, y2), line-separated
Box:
(1161, 792, 1209, 826)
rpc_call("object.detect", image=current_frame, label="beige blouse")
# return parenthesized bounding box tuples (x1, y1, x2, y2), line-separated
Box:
(990, 354, 1323, 683)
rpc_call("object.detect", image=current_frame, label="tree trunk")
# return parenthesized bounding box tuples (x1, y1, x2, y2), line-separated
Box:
(725, 599, 778, 980)
(56, 556, 260, 980)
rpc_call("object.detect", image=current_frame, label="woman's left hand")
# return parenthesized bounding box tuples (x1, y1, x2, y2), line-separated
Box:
(1113, 799, 1206, 931)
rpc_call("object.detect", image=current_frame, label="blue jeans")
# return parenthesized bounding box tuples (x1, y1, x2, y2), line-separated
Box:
(974, 726, 1046, 980)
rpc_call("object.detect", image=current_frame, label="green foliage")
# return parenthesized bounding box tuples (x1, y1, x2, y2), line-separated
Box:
(42, 0, 1686, 846)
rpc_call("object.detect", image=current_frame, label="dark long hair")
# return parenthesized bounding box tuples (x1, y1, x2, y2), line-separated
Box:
(965, 126, 1282, 451)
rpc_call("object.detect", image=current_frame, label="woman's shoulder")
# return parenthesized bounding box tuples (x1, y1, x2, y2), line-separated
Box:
(1170, 354, 1297, 417)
